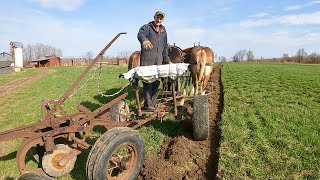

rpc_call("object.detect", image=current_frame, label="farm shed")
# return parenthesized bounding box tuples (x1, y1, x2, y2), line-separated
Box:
(32, 55, 61, 67)
(117, 57, 128, 65)
(60, 57, 87, 66)
(0, 52, 13, 74)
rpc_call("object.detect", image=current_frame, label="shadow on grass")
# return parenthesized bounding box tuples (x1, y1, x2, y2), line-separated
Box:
(4, 177, 14, 180)
(80, 86, 137, 112)
(0, 151, 16, 161)
(68, 134, 105, 179)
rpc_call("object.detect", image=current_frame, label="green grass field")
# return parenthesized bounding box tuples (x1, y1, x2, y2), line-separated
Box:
(0, 63, 319, 179)
(219, 63, 320, 179)
(0, 65, 179, 179)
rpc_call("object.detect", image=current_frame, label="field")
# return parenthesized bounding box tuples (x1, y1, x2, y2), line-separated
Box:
(0, 62, 319, 179)
(219, 63, 320, 179)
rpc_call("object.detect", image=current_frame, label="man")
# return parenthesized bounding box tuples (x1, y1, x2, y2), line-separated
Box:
(137, 11, 170, 111)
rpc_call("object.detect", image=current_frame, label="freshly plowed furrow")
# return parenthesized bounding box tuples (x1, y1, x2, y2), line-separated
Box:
(138, 63, 224, 180)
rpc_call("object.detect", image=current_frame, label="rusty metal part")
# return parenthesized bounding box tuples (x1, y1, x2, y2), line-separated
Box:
(0, 33, 136, 175)
(106, 143, 138, 179)
(16, 137, 44, 174)
(42, 144, 77, 177)
(0, 31, 188, 178)
(45, 32, 127, 120)
(172, 81, 178, 116)
(58, 148, 82, 167)
(133, 82, 142, 116)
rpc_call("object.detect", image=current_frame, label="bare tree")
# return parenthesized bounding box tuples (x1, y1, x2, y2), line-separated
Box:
(23, 43, 63, 65)
(85, 51, 94, 64)
(218, 56, 227, 62)
(246, 50, 255, 62)
(282, 53, 290, 62)
(296, 48, 307, 63)
(307, 52, 320, 64)
(232, 49, 247, 62)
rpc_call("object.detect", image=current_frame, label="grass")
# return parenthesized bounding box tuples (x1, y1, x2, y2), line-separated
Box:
(219, 62, 320, 179)
(0, 64, 179, 179)
(0, 68, 39, 85)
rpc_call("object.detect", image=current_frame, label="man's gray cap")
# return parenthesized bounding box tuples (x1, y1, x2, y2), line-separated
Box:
(155, 11, 165, 18)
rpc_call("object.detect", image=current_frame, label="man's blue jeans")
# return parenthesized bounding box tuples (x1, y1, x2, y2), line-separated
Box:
(142, 80, 160, 108)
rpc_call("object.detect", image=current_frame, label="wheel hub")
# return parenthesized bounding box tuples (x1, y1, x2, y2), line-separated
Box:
(42, 144, 77, 177)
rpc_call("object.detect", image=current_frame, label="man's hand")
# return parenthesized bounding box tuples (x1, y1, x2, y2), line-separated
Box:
(143, 40, 153, 50)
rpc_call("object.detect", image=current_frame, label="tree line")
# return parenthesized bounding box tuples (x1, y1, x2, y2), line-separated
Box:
(228, 48, 320, 64)
(23, 43, 63, 66)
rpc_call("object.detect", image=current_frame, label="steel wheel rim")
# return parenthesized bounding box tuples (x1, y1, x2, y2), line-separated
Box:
(106, 143, 138, 179)
(17, 138, 43, 173)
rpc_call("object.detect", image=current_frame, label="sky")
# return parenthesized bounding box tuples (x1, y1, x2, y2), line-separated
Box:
(0, 0, 320, 60)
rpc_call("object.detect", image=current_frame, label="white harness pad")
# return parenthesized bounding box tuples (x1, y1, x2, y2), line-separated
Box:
(122, 63, 189, 83)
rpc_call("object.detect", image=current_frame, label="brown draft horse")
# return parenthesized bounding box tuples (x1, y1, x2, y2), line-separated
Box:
(183, 46, 214, 95)
(127, 45, 214, 96)
(127, 45, 185, 103)
(127, 45, 185, 90)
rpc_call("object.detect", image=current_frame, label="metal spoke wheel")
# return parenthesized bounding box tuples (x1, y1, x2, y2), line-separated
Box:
(42, 144, 77, 177)
(86, 128, 145, 180)
(106, 143, 138, 179)
(109, 100, 130, 122)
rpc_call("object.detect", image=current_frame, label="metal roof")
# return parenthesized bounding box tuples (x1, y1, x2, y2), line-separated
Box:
(10, 42, 24, 48)
(32, 57, 51, 62)
(32, 55, 58, 62)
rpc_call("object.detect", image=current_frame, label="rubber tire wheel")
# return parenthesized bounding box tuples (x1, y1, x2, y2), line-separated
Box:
(42, 144, 77, 177)
(86, 127, 133, 180)
(109, 100, 130, 122)
(17, 171, 42, 180)
(192, 95, 209, 140)
(87, 128, 145, 180)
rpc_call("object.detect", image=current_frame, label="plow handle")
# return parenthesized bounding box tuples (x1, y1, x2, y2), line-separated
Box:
(47, 32, 127, 119)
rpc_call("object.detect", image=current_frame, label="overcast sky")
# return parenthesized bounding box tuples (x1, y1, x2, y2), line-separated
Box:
(0, 0, 320, 59)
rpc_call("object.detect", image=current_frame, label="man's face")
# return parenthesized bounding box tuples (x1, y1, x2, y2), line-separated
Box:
(154, 15, 164, 26)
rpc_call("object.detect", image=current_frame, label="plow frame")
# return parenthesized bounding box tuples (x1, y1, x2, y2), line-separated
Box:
(0, 32, 160, 178)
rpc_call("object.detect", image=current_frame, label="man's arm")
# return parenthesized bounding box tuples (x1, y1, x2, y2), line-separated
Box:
(137, 25, 149, 44)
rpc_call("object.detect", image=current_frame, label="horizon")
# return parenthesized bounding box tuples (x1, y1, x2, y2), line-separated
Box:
(0, 0, 320, 60)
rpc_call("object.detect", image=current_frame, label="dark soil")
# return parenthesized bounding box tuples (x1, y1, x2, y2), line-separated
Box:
(138, 63, 224, 180)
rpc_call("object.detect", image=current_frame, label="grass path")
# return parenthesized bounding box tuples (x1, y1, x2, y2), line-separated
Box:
(0, 68, 55, 95)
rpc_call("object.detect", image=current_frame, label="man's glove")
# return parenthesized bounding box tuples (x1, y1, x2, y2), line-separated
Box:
(143, 40, 153, 50)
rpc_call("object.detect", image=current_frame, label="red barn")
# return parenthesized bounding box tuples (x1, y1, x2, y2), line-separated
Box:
(32, 55, 61, 67)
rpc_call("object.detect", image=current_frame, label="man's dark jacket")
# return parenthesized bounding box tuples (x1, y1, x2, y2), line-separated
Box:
(137, 21, 170, 66)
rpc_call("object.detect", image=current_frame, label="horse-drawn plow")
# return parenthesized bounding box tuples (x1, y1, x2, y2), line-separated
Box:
(0, 32, 211, 179)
